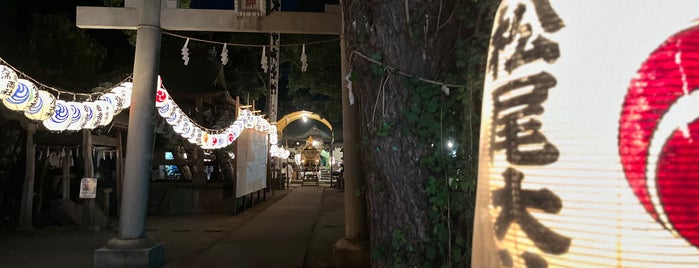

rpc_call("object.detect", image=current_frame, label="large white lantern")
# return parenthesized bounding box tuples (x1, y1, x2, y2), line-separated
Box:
(155, 86, 170, 108)
(65, 102, 87, 131)
(95, 100, 113, 126)
(42, 100, 72, 131)
(111, 85, 131, 109)
(82, 102, 101, 129)
(24, 90, 56, 121)
(471, 1, 699, 268)
(0, 65, 18, 99)
(157, 98, 176, 118)
(188, 127, 202, 145)
(165, 109, 182, 126)
(4, 79, 38, 111)
(180, 120, 194, 139)
(99, 92, 123, 115)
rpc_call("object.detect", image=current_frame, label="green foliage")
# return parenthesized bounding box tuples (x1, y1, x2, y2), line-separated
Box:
(282, 34, 342, 124)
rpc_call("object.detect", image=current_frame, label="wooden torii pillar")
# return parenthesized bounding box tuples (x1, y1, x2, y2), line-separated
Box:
(76, 1, 364, 267)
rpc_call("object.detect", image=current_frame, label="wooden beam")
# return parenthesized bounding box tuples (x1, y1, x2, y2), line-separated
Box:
(77, 6, 341, 35)
(34, 133, 118, 147)
(92, 135, 118, 147)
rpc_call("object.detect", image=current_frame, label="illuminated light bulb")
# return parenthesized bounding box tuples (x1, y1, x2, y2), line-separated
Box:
(4, 79, 38, 111)
(65, 102, 87, 131)
(42, 100, 72, 131)
(24, 90, 56, 121)
(0, 65, 18, 99)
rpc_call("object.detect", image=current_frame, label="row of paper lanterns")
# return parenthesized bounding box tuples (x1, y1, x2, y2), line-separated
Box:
(0, 64, 278, 151)
(0, 65, 130, 131)
(154, 82, 278, 150)
(269, 145, 290, 159)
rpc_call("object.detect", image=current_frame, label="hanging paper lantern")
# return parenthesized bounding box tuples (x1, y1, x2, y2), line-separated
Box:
(24, 90, 56, 121)
(110, 85, 131, 109)
(157, 98, 176, 118)
(0, 65, 18, 99)
(99, 92, 124, 115)
(231, 121, 243, 135)
(269, 134, 278, 145)
(65, 102, 87, 131)
(155, 78, 169, 108)
(227, 131, 235, 144)
(95, 100, 113, 126)
(165, 109, 182, 126)
(471, 1, 699, 268)
(245, 115, 257, 129)
(4, 79, 38, 111)
(187, 127, 198, 144)
(83, 102, 103, 129)
(42, 100, 72, 131)
(172, 117, 188, 134)
(200, 132, 210, 147)
(188, 127, 203, 145)
(180, 120, 193, 139)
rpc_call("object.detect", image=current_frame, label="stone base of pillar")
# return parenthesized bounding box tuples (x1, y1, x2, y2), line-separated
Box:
(94, 238, 164, 268)
(333, 238, 370, 268)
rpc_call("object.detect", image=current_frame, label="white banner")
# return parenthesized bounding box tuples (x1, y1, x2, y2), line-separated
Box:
(472, 1, 699, 267)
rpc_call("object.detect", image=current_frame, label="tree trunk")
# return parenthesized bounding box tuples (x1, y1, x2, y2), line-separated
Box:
(343, 0, 467, 266)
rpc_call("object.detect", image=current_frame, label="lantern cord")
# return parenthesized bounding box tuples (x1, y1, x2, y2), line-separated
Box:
(162, 31, 340, 48)
(349, 51, 462, 88)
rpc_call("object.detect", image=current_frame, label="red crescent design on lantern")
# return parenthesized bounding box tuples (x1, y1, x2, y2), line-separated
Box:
(619, 25, 699, 248)
(228, 133, 234, 142)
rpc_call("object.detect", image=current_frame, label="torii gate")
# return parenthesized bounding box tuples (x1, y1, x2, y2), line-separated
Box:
(77, 0, 366, 266)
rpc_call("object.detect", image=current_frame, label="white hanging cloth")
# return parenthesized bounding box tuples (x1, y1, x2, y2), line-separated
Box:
(181, 38, 190, 66)
(300, 44, 308, 72)
(221, 44, 229, 65)
(261, 46, 269, 73)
